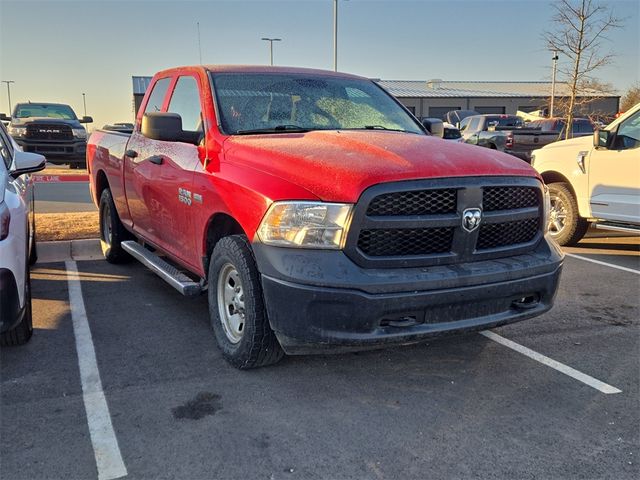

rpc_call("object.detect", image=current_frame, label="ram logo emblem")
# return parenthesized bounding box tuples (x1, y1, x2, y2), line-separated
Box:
(462, 208, 482, 232)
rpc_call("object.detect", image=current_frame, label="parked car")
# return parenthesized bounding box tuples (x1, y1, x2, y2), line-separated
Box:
(459, 114, 559, 162)
(0, 122, 46, 345)
(1, 102, 92, 169)
(532, 103, 640, 245)
(526, 118, 594, 138)
(444, 109, 479, 128)
(88, 65, 563, 369)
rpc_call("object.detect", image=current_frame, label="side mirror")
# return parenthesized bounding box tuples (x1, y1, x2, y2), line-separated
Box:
(0, 113, 10, 122)
(422, 118, 444, 138)
(79, 116, 93, 124)
(593, 129, 610, 148)
(10, 150, 46, 178)
(142, 112, 200, 145)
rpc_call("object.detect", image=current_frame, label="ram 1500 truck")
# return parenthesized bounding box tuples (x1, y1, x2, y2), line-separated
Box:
(532, 103, 640, 245)
(87, 65, 563, 369)
(1, 103, 93, 169)
(460, 114, 559, 162)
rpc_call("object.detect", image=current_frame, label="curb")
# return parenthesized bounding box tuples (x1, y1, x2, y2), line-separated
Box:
(33, 174, 89, 183)
(37, 239, 102, 263)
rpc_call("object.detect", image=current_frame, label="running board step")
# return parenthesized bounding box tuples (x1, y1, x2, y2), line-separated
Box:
(595, 222, 640, 235)
(121, 241, 202, 296)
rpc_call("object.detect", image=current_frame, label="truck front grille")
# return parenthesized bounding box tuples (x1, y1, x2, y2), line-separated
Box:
(358, 227, 454, 256)
(26, 124, 73, 141)
(345, 178, 543, 268)
(366, 189, 457, 216)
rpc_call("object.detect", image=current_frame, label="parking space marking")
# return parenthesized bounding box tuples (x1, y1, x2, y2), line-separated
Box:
(480, 331, 622, 395)
(66, 261, 128, 480)
(565, 253, 639, 275)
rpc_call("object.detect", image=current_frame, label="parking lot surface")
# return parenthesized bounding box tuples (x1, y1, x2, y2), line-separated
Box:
(2, 236, 639, 479)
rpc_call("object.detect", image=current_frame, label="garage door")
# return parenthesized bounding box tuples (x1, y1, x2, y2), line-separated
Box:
(429, 107, 461, 119)
(474, 106, 505, 114)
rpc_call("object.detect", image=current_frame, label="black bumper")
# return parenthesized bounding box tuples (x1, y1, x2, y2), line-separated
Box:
(253, 238, 563, 354)
(0, 268, 23, 333)
(16, 139, 86, 160)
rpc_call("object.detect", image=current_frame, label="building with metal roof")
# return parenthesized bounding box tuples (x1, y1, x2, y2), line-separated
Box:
(132, 76, 619, 121)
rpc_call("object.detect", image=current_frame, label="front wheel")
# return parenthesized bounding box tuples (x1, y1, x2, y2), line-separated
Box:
(547, 182, 589, 246)
(208, 235, 284, 369)
(99, 189, 131, 263)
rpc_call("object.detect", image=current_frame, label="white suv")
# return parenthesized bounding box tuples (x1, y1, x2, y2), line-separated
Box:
(0, 122, 45, 345)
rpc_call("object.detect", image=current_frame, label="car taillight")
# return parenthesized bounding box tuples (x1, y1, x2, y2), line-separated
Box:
(505, 133, 514, 148)
(0, 202, 10, 241)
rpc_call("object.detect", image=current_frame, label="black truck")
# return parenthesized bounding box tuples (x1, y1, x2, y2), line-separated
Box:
(1, 103, 92, 169)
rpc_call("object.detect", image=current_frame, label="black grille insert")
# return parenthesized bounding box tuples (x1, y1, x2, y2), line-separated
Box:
(477, 218, 539, 250)
(358, 227, 454, 256)
(483, 187, 538, 211)
(367, 189, 457, 216)
(26, 124, 73, 141)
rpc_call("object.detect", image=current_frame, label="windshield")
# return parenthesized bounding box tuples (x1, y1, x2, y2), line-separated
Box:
(14, 103, 77, 120)
(211, 73, 424, 135)
(486, 116, 524, 128)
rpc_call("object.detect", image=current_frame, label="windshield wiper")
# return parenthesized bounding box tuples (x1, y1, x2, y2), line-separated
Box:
(360, 125, 417, 133)
(236, 125, 312, 135)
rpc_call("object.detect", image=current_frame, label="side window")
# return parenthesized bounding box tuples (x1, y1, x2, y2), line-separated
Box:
(143, 77, 171, 115)
(167, 76, 203, 132)
(0, 126, 13, 169)
(459, 117, 471, 131)
(614, 110, 640, 150)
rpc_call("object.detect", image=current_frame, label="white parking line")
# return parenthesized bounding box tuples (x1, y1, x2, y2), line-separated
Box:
(480, 331, 622, 395)
(565, 253, 640, 275)
(66, 261, 128, 480)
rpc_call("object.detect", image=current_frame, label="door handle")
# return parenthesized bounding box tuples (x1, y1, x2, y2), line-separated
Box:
(149, 155, 164, 165)
(125, 149, 138, 158)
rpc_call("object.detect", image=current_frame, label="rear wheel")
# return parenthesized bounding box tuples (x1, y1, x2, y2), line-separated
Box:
(547, 182, 589, 246)
(0, 268, 33, 346)
(99, 188, 131, 263)
(208, 235, 284, 369)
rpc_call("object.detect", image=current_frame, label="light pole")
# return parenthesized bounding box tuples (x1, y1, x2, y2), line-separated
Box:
(261, 37, 281, 66)
(82, 92, 87, 117)
(1, 80, 15, 113)
(550, 50, 559, 118)
(333, 0, 338, 71)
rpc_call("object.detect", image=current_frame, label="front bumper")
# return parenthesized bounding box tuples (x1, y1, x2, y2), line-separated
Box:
(253, 238, 563, 354)
(16, 138, 86, 160)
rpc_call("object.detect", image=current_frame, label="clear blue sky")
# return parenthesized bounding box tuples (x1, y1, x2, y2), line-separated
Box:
(1, 0, 638, 130)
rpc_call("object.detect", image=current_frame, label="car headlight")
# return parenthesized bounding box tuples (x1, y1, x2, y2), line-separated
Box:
(8, 126, 26, 138)
(542, 184, 551, 235)
(72, 128, 87, 139)
(257, 201, 353, 249)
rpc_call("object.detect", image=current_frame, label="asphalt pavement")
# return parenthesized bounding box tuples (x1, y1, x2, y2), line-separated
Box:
(1, 235, 638, 480)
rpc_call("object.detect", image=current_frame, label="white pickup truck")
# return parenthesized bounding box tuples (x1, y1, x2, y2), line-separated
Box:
(531, 103, 640, 245)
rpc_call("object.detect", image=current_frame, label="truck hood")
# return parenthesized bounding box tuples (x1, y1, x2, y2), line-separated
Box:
(223, 130, 539, 202)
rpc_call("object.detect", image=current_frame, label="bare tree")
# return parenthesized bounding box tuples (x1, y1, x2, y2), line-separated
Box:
(621, 83, 640, 112)
(545, 0, 621, 139)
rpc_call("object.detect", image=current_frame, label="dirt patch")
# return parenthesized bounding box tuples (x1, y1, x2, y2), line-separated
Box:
(36, 211, 99, 241)
(40, 166, 87, 175)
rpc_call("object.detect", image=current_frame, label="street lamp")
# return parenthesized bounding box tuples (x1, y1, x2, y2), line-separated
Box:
(550, 50, 559, 118)
(1, 80, 15, 113)
(333, 0, 349, 72)
(261, 38, 281, 66)
(82, 92, 87, 117)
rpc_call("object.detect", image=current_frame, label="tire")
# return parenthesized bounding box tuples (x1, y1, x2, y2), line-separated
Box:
(208, 235, 284, 369)
(0, 268, 33, 346)
(547, 182, 589, 246)
(99, 188, 132, 263)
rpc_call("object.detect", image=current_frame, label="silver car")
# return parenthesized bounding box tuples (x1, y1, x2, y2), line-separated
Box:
(0, 122, 45, 345)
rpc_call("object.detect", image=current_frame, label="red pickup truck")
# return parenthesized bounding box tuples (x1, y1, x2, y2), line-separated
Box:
(88, 65, 563, 369)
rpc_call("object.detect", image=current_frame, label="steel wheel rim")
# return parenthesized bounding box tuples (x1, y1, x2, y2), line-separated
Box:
(101, 202, 113, 245)
(549, 194, 568, 235)
(217, 263, 246, 344)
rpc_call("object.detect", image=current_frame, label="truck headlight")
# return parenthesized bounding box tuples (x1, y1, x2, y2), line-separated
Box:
(72, 128, 87, 139)
(8, 126, 26, 138)
(257, 202, 353, 249)
(542, 184, 551, 234)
